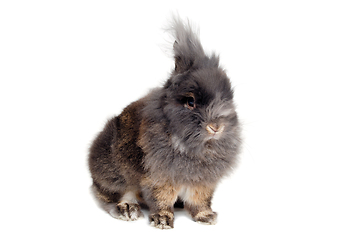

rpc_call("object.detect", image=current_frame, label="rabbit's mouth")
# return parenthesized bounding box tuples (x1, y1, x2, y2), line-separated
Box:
(204, 123, 225, 141)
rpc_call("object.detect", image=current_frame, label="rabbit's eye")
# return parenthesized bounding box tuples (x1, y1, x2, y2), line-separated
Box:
(185, 97, 195, 110)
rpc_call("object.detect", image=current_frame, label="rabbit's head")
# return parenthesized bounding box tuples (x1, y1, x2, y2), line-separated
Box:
(161, 18, 240, 156)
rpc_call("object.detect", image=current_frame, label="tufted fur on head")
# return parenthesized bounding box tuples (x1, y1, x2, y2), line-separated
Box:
(169, 17, 220, 73)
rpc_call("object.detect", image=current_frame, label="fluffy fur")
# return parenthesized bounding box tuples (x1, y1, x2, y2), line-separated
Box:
(88, 17, 241, 229)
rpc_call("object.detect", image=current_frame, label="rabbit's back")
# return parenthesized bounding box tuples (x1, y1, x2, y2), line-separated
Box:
(88, 99, 146, 197)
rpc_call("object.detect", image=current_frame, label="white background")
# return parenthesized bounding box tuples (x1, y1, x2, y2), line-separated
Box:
(1, 0, 359, 239)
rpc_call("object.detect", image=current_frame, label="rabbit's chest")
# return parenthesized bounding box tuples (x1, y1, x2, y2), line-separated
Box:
(169, 152, 230, 184)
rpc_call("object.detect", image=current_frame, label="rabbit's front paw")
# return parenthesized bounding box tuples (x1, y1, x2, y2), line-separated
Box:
(150, 211, 174, 229)
(194, 210, 217, 225)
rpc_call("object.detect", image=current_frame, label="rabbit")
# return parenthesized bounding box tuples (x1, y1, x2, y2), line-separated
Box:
(88, 17, 241, 229)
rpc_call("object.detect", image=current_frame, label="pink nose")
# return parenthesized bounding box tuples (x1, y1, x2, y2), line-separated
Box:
(206, 124, 224, 134)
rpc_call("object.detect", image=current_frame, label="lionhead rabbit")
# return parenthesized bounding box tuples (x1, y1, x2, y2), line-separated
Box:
(88, 17, 241, 229)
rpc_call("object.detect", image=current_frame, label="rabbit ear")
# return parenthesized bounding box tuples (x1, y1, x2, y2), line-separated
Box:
(173, 40, 194, 73)
(170, 17, 206, 73)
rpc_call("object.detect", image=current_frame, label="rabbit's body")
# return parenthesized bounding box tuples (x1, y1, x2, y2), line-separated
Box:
(88, 18, 241, 229)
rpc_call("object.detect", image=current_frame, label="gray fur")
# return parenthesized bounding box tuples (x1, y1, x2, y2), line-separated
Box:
(168, 18, 220, 72)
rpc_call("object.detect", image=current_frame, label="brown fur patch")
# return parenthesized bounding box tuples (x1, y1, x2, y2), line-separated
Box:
(181, 184, 216, 218)
(154, 186, 178, 207)
(180, 184, 215, 206)
(141, 177, 179, 210)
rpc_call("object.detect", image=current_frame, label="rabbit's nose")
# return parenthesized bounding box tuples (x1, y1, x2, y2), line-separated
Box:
(206, 123, 225, 134)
